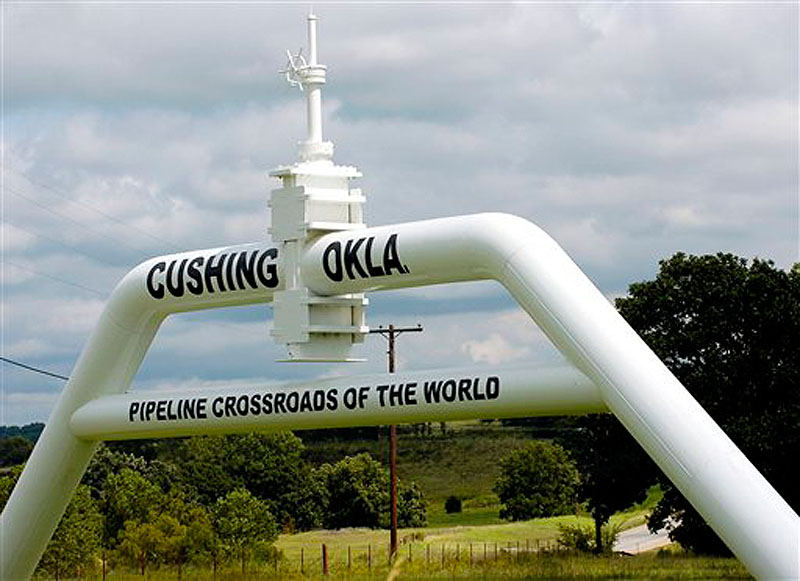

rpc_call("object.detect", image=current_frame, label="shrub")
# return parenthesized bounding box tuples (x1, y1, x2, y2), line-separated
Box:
(494, 441, 579, 521)
(444, 495, 462, 514)
(557, 522, 621, 554)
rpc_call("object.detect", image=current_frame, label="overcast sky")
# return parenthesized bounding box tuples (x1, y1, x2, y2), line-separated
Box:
(2, 2, 797, 426)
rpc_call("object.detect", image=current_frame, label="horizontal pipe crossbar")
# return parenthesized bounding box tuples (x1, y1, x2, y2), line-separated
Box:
(70, 365, 605, 440)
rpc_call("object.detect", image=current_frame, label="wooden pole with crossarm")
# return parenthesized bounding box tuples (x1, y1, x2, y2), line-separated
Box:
(369, 323, 423, 560)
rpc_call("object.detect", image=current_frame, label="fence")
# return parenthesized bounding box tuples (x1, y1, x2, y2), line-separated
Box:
(281, 538, 564, 577)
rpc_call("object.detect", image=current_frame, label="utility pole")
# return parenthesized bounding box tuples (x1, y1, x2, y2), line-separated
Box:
(369, 323, 423, 560)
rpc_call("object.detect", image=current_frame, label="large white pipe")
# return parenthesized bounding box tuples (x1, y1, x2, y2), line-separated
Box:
(3, 213, 798, 579)
(68, 365, 604, 441)
(300, 213, 799, 580)
(0, 242, 282, 580)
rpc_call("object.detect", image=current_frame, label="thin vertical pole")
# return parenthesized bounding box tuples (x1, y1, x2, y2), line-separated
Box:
(348, 546, 351, 570)
(388, 326, 398, 560)
(301, 547, 304, 574)
(368, 544, 372, 569)
(370, 323, 422, 562)
(322, 543, 328, 576)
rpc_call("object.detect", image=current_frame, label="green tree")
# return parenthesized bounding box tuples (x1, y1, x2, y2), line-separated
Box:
(182, 506, 222, 574)
(562, 414, 657, 553)
(616, 253, 800, 553)
(212, 488, 277, 575)
(494, 441, 579, 521)
(101, 467, 163, 545)
(398, 482, 427, 528)
(3, 468, 104, 578)
(117, 519, 165, 575)
(319, 453, 426, 529)
(0, 435, 33, 467)
(82, 443, 149, 498)
(0, 464, 23, 509)
(320, 453, 388, 529)
(178, 432, 326, 530)
(36, 484, 103, 579)
(156, 487, 219, 575)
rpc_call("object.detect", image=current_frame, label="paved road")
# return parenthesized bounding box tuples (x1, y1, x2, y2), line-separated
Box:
(614, 523, 672, 554)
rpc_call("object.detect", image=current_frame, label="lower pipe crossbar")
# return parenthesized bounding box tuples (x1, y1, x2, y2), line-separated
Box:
(70, 365, 604, 441)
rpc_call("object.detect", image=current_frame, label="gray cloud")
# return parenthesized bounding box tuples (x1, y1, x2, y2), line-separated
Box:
(2, 4, 797, 424)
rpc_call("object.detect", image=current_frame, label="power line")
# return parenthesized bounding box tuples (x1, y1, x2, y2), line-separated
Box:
(4, 219, 128, 272)
(6, 167, 183, 252)
(0, 356, 69, 381)
(4, 260, 108, 297)
(6, 185, 157, 259)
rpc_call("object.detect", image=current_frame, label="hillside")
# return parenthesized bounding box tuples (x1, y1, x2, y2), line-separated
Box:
(298, 419, 577, 526)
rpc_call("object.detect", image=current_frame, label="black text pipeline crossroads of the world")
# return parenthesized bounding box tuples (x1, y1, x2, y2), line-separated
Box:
(128, 376, 501, 423)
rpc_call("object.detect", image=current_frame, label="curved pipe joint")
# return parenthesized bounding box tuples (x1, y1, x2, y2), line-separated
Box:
(300, 213, 799, 580)
(0, 242, 282, 580)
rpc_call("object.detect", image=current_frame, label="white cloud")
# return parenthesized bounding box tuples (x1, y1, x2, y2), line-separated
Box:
(2, 4, 796, 424)
(462, 333, 529, 366)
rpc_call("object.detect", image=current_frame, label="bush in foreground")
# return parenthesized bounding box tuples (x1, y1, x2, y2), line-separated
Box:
(557, 522, 621, 554)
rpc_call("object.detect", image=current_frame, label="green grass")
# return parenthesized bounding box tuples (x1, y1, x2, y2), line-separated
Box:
(300, 424, 668, 531)
(87, 546, 751, 580)
(299, 421, 541, 526)
(394, 551, 751, 579)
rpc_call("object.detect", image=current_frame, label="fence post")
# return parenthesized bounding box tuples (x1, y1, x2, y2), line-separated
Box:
(409, 542, 412, 562)
(322, 543, 328, 576)
(470, 542, 473, 565)
(301, 547, 304, 574)
(516, 540, 520, 561)
(348, 545, 351, 570)
(368, 544, 372, 570)
(494, 542, 498, 561)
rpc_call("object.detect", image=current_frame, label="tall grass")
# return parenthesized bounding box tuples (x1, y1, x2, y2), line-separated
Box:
(68, 549, 751, 580)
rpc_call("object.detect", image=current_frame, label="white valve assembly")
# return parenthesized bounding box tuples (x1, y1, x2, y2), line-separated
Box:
(270, 13, 368, 361)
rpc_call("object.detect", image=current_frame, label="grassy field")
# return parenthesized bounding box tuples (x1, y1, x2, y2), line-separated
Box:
(61, 424, 752, 578)
(299, 421, 664, 529)
(299, 421, 548, 526)
(95, 545, 751, 580)
(273, 509, 655, 567)
(82, 489, 747, 579)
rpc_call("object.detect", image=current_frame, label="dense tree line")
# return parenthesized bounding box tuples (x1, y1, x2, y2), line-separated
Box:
(0, 432, 426, 577)
(0, 421, 44, 442)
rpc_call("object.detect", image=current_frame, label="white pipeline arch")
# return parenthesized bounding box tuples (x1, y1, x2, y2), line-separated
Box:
(1, 214, 797, 580)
